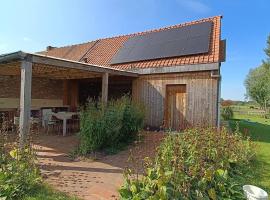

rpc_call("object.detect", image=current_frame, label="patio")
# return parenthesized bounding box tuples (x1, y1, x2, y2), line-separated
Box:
(0, 51, 138, 144)
(34, 132, 164, 200)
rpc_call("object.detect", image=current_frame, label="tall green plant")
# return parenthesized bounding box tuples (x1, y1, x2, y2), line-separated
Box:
(221, 106, 234, 120)
(79, 96, 145, 155)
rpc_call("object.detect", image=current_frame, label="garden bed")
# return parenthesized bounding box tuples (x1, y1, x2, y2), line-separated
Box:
(120, 127, 256, 199)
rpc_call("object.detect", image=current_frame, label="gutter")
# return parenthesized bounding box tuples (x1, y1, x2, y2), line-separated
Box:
(0, 51, 28, 63)
(210, 70, 221, 78)
(129, 63, 220, 75)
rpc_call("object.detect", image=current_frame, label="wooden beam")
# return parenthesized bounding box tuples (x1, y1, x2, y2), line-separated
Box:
(19, 61, 32, 148)
(129, 63, 220, 75)
(32, 55, 138, 77)
(0, 53, 139, 77)
(102, 72, 109, 104)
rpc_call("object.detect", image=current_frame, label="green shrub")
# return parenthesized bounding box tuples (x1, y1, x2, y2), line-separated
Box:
(79, 96, 145, 155)
(221, 106, 234, 120)
(0, 125, 41, 199)
(120, 128, 255, 199)
(265, 112, 270, 119)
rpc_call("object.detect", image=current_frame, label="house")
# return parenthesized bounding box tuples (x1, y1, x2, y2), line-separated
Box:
(0, 16, 225, 135)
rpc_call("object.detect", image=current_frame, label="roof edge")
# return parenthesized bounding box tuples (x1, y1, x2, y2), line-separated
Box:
(102, 15, 222, 41)
(39, 15, 222, 52)
(0, 51, 28, 63)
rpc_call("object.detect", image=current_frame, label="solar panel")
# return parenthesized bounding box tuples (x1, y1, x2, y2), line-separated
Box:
(111, 21, 212, 64)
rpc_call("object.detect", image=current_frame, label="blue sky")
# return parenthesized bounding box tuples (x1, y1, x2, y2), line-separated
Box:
(0, 0, 269, 100)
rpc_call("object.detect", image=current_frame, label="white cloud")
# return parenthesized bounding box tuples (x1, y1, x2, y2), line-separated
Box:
(23, 37, 32, 42)
(176, 0, 210, 14)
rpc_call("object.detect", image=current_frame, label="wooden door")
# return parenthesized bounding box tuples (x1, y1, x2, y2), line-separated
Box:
(165, 85, 187, 131)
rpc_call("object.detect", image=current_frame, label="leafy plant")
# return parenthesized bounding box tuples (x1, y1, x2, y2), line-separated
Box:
(79, 96, 145, 155)
(265, 112, 270, 119)
(221, 106, 234, 120)
(0, 119, 41, 200)
(120, 128, 255, 199)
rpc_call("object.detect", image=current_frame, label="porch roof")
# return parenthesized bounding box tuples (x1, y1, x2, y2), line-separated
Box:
(0, 51, 138, 79)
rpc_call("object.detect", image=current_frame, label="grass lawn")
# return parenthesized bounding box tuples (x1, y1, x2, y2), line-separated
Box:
(234, 113, 270, 125)
(23, 184, 79, 200)
(229, 114, 270, 194)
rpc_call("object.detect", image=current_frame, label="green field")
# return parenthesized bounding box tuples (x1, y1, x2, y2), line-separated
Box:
(232, 105, 266, 117)
(229, 113, 270, 193)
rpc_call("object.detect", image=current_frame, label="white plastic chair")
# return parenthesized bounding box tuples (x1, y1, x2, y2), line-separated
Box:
(243, 185, 268, 200)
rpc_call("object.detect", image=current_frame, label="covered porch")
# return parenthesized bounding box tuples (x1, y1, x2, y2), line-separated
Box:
(0, 51, 138, 144)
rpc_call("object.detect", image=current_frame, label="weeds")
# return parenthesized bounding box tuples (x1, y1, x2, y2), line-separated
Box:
(0, 116, 41, 200)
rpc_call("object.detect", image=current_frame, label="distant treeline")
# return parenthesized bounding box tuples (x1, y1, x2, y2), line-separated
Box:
(221, 99, 257, 107)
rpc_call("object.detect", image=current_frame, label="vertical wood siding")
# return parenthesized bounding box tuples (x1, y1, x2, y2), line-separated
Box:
(132, 71, 218, 128)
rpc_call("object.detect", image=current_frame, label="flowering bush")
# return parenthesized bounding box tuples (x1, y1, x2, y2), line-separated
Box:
(120, 128, 255, 199)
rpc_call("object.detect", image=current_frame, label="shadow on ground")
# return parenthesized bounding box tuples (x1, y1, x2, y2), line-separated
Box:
(34, 132, 165, 200)
(229, 119, 270, 143)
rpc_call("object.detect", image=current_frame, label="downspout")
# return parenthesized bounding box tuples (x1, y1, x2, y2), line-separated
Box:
(217, 73, 221, 129)
(211, 68, 221, 129)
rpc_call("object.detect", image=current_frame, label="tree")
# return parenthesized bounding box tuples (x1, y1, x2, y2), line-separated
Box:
(245, 34, 270, 112)
(221, 99, 234, 107)
(245, 66, 270, 111)
(262, 35, 270, 70)
(264, 34, 270, 62)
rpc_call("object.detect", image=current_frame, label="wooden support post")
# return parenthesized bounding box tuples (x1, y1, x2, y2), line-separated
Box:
(19, 61, 32, 148)
(101, 72, 109, 104)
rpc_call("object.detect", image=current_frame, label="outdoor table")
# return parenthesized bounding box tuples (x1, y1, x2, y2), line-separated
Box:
(52, 112, 78, 136)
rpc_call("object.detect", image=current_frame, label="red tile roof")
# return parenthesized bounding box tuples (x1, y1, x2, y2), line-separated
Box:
(40, 16, 223, 70)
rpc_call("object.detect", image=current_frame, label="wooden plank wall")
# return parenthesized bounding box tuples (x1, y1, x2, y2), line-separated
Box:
(70, 80, 79, 111)
(132, 71, 218, 128)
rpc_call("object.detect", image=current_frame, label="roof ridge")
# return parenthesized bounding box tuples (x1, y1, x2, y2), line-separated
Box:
(99, 15, 222, 40)
(45, 15, 222, 51)
(43, 40, 98, 52)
